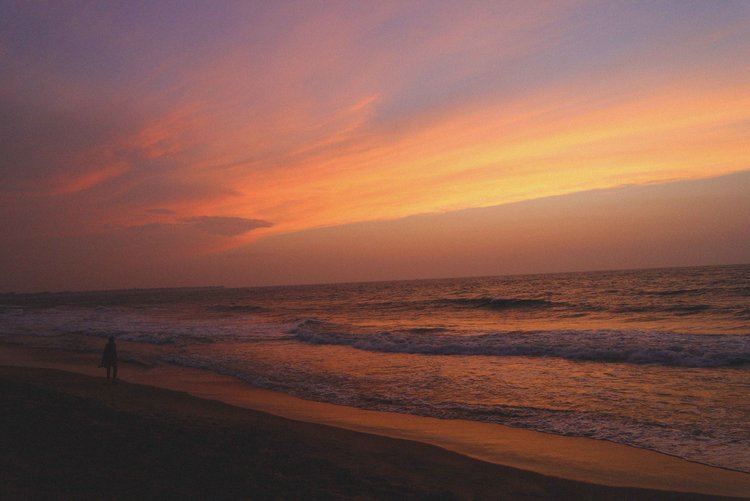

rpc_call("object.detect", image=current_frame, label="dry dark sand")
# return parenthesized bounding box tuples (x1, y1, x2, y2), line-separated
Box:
(1, 365, 745, 501)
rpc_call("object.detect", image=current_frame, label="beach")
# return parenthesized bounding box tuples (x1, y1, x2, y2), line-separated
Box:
(2, 343, 749, 500)
(2, 267, 748, 477)
(5, 2, 750, 498)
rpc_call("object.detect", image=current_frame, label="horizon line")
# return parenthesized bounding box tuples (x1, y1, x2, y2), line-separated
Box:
(3, 261, 747, 297)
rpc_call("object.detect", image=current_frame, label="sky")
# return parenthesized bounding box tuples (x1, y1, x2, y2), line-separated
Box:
(1, 0, 749, 292)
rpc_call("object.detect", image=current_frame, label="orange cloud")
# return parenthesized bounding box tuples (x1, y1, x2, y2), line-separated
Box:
(130, 104, 205, 160)
(51, 161, 130, 195)
(194, 76, 749, 249)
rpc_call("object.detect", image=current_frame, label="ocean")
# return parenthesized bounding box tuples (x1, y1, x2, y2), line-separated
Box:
(1, 264, 748, 472)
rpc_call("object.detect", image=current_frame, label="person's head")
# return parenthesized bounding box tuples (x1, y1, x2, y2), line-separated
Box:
(108, 336, 115, 343)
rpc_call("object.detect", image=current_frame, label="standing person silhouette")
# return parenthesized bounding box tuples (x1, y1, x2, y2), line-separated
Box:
(100, 336, 118, 382)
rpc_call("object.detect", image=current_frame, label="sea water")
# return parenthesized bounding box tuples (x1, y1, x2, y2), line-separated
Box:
(1, 264, 748, 472)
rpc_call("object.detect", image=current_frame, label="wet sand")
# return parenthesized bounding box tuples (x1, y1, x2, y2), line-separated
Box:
(1, 342, 749, 500)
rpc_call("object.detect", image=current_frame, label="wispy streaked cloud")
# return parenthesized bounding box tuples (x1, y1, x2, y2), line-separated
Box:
(179, 216, 273, 236)
(1, 0, 749, 290)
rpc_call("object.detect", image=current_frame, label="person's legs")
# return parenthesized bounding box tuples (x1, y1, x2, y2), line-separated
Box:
(112, 363, 117, 381)
(106, 366, 111, 381)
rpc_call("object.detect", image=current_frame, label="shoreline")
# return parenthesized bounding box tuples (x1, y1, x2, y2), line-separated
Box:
(2, 342, 749, 499)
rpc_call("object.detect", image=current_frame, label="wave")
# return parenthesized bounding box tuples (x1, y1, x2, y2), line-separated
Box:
(400, 327, 451, 334)
(614, 304, 712, 315)
(207, 304, 266, 313)
(646, 288, 707, 296)
(374, 296, 720, 317)
(0, 306, 290, 345)
(442, 297, 560, 310)
(359, 296, 561, 312)
(291, 322, 750, 368)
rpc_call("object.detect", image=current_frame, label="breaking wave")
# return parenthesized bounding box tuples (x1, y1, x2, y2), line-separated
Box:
(291, 322, 750, 368)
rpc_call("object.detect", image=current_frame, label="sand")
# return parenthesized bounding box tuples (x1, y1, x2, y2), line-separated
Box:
(1, 342, 749, 500)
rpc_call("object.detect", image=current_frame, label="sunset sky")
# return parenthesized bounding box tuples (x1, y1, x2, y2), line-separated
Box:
(2, 1, 749, 292)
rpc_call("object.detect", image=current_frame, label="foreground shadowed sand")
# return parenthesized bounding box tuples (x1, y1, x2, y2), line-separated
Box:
(1, 366, 744, 500)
